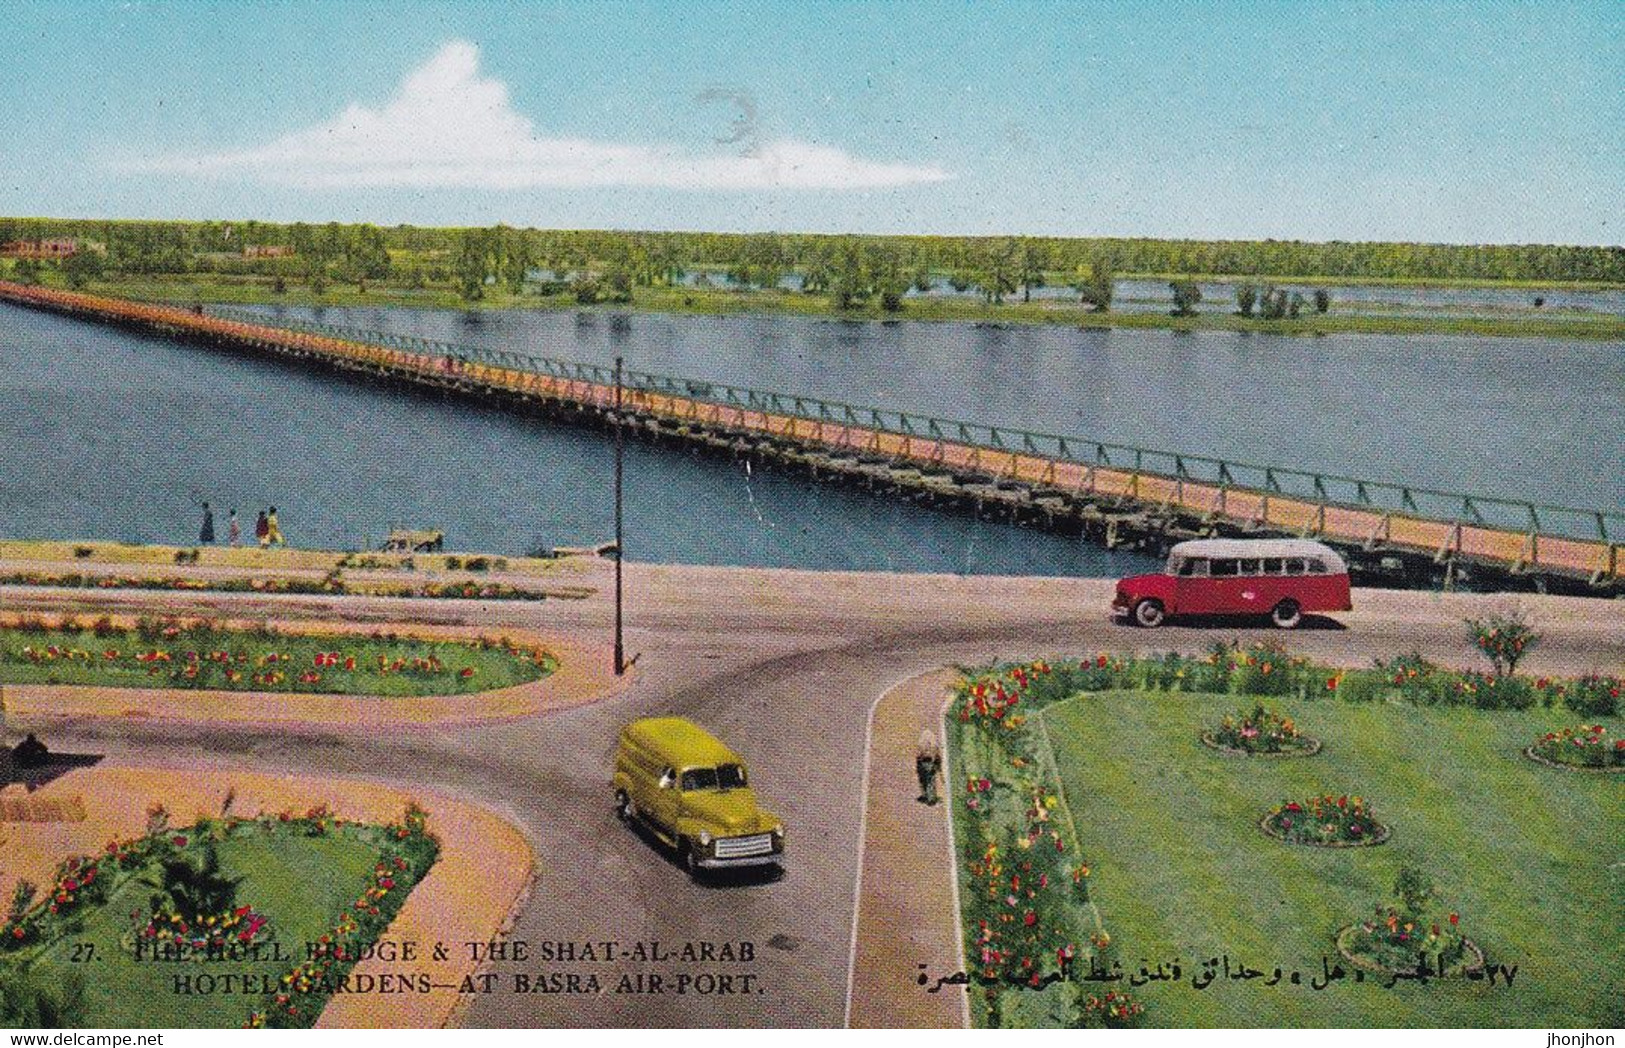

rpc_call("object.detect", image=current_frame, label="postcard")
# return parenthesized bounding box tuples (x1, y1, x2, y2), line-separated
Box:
(0, 0, 1620, 1039)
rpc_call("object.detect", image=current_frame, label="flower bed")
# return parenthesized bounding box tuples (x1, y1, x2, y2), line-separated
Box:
(1260, 794, 1389, 847)
(949, 641, 1617, 720)
(951, 661, 1123, 1028)
(0, 570, 549, 601)
(1336, 925, 1485, 978)
(1201, 704, 1320, 757)
(2, 804, 439, 1029)
(1333, 869, 1484, 978)
(0, 616, 556, 696)
(1524, 724, 1625, 772)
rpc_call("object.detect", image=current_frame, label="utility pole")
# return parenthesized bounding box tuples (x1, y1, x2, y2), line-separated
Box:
(613, 356, 625, 676)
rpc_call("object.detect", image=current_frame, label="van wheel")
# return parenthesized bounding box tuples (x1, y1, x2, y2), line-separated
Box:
(615, 790, 633, 822)
(1133, 599, 1166, 628)
(682, 840, 703, 877)
(1271, 599, 1303, 629)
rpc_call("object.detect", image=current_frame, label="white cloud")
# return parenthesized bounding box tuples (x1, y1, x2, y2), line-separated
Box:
(121, 41, 951, 192)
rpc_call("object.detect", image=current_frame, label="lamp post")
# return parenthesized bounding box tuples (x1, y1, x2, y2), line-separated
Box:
(613, 355, 625, 676)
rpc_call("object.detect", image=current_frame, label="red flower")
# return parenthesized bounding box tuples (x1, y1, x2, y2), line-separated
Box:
(172, 836, 188, 847)
(1023, 911, 1036, 926)
(1096, 655, 1108, 668)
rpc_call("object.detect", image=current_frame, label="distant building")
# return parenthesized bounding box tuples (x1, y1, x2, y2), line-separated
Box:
(0, 238, 78, 259)
(243, 244, 295, 259)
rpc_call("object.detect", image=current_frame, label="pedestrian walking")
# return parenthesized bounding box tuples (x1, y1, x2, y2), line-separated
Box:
(266, 506, 285, 546)
(199, 502, 215, 544)
(916, 729, 942, 805)
(255, 509, 270, 548)
(227, 508, 241, 547)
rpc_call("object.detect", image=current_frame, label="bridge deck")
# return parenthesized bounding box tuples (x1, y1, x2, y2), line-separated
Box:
(1, 281, 1616, 586)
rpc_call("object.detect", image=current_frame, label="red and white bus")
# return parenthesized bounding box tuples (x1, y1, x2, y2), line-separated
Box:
(1112, 538, 1352, 629)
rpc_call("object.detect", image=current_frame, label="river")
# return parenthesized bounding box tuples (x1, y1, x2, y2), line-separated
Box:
(1, 300, 1619, 574)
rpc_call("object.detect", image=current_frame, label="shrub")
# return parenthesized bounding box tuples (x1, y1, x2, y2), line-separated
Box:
(1335, 669, 1386, 703)
(90, 615, 118, 638)
(1451, 671, 1535, 710)
(1079, 988, 1144, 1028)
(1130, 651, 1201, 692)
(1342, 867, 1470, 974)
(1465, 610, 1539, 677)
(1561, 675, 1621, 717)
(1374, 651, 1444, 704)
(1232, 658, 1295, 697)
(7, 882, 36, 926)
(145, 841, 241, 925)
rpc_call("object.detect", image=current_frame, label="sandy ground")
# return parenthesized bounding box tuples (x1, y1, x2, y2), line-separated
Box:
(1, 560, 1620, 1027)
(0, 764, 532, 1029)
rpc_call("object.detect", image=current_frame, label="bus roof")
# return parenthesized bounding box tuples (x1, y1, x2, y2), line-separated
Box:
(1168, 538, 1347, 573)
(621, 717, 740, 768)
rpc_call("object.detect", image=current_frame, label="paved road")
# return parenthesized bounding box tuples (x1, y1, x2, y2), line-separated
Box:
(6, 564, 1622, 1027)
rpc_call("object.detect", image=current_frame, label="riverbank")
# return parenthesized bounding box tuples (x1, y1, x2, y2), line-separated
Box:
(48, 273, 1625, 342)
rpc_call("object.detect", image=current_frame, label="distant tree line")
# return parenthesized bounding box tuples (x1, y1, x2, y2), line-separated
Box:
(3, 218, 1620, 306)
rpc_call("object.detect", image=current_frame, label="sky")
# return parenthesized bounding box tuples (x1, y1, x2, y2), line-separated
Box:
(0, 0, 1619, 244)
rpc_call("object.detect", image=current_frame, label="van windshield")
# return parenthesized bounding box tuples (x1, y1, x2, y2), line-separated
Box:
(681, 764, 748, 791)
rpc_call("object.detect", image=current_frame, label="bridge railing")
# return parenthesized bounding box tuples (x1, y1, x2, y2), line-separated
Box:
(205, 306, 1623, 547)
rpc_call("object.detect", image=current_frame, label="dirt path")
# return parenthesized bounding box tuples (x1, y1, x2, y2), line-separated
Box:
(847, 670, 968, 1028)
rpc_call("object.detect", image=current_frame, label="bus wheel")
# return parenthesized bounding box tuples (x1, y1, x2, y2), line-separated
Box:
(1271, 599, 1302, 629)
(615, 789, 634, 822)
(1133, 599, 1166, 628)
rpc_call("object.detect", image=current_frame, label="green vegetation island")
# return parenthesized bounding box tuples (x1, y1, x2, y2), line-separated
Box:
(3, 217, 1622, 340)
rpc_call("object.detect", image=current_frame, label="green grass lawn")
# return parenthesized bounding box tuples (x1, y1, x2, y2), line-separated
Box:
(0, 621, 555, 696)
(25, 834, 382, 1027)
(1037, 691, 1623, 1027)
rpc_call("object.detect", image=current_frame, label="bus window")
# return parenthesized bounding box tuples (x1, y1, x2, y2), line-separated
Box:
(1263, 558, 1285, 574)
(1212, 559, 1240, 577)
(1284, 559, 1306, 576)
(1178, 558, 1210, 577)
(1240, 559, 1262, 575)
(1307, 558, 1328, 574)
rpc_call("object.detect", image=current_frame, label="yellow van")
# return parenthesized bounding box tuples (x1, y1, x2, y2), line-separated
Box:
(614, 717, 785, 874)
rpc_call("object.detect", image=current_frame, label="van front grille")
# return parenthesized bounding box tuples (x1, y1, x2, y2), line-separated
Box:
(713, 833, 774, 858)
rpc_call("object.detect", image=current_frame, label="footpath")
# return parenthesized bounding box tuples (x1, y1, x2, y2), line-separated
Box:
(848, 669, 969, 1028)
